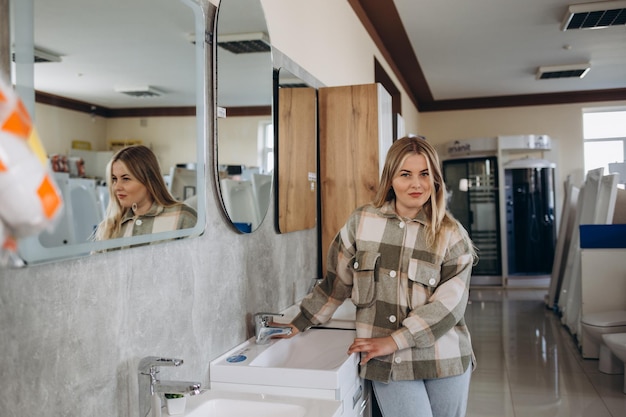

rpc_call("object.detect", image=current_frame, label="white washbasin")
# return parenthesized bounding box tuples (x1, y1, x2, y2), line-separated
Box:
(183, 389, 341, 417)
(250, 328, 354, 370)
(210, 328, 358, 390)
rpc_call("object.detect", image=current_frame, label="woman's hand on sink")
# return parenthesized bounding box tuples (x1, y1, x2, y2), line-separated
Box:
(348, 336, 399, 365)
(270, 322, 299, 339)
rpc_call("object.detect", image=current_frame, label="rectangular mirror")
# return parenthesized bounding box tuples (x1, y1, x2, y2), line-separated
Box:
(272, 51, 324, 234)
(10, 0, 209, 264)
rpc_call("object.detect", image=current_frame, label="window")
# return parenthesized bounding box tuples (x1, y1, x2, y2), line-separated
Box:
(259, 121, 274, 174)
(583, 109, 626, 188)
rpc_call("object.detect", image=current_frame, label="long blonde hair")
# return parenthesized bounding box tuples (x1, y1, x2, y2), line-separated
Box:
(94, 145, 181, 240)
(373, 136, 452, 247)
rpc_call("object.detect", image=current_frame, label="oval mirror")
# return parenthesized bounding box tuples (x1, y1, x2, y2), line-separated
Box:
(215, 0, 273, 233)
(11, 0, 209, 264)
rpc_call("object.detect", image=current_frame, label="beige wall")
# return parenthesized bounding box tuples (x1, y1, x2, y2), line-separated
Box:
(419, 100, 626, 189)
(217, 115, 271, 168)
(35, 102, 108, 154)
(106, 116, 197, 173)
(261, 0, 421, 133)
(418, 101, 626, 227)
(35, 102, 197, 176)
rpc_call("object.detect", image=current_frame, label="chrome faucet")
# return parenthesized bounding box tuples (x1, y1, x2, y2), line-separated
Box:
(138, 356, 201, 417)
(254, 312, 292, 344)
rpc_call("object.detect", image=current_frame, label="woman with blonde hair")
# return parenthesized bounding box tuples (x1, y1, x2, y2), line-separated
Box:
(94, 145, 197, 241)
(278, 136, 477, 417)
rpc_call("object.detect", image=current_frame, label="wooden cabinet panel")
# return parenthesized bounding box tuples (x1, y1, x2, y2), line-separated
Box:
(277, 87, 317, 233)
(319, 83, 392, 272)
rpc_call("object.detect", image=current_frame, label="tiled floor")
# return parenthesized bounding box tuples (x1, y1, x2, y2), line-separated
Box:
(465, 288, 626, 417)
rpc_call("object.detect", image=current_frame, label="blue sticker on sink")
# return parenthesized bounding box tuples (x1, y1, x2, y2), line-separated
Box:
(226, 354, 247, 363)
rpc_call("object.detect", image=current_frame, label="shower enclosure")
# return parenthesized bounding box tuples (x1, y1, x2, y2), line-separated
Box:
(443, 157, 502, 279)
(504, 159, 557, 275)
(440, 135, 557, 287)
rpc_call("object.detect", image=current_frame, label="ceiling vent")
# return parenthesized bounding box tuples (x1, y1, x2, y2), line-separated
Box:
(11, 47, 62, 63)
(536, 63, 591, 80)
(217, 32, 270, 54)
(114, 86, 165, 98)
(561, 0, 626, 30)
(34, 48, 62, 63)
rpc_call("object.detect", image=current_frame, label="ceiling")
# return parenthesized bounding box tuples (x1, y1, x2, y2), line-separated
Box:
(30, 0, 200, 110)
(353, 0, 626, 111)
(26, 0, 626, 113)
(28, 0, 272, 112)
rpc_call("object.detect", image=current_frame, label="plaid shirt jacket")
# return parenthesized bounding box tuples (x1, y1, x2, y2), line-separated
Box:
(115, 202, 197, 239)
(293, 202, 475, 383)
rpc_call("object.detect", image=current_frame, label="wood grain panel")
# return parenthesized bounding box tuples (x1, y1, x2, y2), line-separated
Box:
(319, 84, 382, 271)
(277, 87, 317, 233)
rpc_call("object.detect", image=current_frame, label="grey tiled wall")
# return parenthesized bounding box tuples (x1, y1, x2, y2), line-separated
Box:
(0, 199, 318, 417)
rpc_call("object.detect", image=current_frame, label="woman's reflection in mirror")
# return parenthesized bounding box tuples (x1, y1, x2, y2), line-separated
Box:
(93, 145, 197, 241)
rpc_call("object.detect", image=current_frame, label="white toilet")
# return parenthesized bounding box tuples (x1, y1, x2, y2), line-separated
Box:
(602, 333, 626, 393)
(580, 310, 626, 373)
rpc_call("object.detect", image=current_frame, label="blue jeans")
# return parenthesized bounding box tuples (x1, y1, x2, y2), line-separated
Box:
(372, 366, 471, 417)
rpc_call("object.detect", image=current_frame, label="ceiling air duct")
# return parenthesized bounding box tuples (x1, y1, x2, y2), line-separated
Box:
(217, 32, 270, 54)
(561, 0, 626, 30)
(114, 86, 165, 98)
(11, 47, 62, 63)
(34, 48, 62, 63)
(536, 63, 591, 80)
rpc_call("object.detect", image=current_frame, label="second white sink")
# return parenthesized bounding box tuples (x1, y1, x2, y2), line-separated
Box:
(183, 389, 341, 417)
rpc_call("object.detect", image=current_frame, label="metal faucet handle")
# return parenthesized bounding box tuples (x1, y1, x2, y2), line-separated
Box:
(154, 380, 202, 396)
(254, 312, 284, 323)
(138, 356, 184, 374)
(254, 312, 285, 328)
(255, 312, 284, 318)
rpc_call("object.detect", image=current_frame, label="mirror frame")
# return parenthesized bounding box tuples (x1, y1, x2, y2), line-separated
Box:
(11, 0, 211, 265)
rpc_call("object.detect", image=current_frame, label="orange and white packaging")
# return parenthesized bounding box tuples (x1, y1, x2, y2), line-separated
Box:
(0, 78, 64, 260)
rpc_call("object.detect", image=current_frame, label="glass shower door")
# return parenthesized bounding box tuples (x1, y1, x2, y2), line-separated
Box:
(444, 157, 501, 277)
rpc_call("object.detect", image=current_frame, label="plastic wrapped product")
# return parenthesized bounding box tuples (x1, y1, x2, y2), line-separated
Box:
(0, 77, 63, 266)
